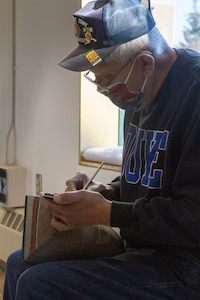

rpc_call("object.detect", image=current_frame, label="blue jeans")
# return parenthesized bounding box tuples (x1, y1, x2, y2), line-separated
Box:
(3, 248, 200, 300)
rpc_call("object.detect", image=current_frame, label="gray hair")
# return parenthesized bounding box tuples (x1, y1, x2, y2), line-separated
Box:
(107, 27, 168, 63)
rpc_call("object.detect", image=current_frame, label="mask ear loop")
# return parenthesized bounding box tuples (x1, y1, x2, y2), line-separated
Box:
(141, 77, 148, 93)
(124, 50, 152, 89)
(124, 57, 137, 85)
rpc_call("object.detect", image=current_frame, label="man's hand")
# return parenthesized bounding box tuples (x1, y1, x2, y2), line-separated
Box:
(65, 171, 116, 200)
(42, 190, 112, 231)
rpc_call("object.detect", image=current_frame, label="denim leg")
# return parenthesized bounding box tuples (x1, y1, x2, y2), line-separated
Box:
(3, 248, 200, 300)
(3, 249, 32, 300)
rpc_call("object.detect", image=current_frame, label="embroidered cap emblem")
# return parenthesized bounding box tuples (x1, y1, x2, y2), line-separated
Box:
(74, 18, 97, 46)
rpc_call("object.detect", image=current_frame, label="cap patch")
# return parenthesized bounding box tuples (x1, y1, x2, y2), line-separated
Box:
(74, 17, 97, 46)
(84, 49, 102, 66)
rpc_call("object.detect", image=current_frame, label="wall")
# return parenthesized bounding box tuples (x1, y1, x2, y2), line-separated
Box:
(0, 0, 11, 164)
(0, 0, 120, 198)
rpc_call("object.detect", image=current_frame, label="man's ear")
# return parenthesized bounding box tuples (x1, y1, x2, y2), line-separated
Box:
(138, 51, 155, 78)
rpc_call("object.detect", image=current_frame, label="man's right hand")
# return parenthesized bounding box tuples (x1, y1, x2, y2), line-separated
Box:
(65, 171, 116, 200)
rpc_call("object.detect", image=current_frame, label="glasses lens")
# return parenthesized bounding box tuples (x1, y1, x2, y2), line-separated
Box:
(84, 71, 109, 94)
(84, 71, 96, 83)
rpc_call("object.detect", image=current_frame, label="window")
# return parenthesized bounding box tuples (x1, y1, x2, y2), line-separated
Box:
(80, 0, 200, 169)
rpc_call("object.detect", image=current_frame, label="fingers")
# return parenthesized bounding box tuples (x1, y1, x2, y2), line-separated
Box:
(41, 191, 83, 207)
(53, 191, 83, 204)
(65, 172, 89, 191)
(42, 190, 111, 229)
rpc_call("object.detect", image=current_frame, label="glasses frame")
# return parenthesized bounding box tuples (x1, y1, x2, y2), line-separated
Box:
(83, 57, 136, 94)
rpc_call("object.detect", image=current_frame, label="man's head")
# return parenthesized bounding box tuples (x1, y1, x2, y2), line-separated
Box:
(59, 0, 155, 72)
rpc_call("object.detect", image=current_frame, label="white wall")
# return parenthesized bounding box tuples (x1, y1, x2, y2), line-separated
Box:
(0, 0, 120, 197)
(0, 0, 11, 164)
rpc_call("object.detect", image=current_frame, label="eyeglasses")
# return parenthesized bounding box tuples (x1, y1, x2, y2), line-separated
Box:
(83, 58, 136, 95)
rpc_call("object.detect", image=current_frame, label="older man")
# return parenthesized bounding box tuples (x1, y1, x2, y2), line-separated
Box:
(3, 1, 200, 299)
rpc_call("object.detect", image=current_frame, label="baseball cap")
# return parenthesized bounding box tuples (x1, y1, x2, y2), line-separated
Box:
(59, 0, 155, 72)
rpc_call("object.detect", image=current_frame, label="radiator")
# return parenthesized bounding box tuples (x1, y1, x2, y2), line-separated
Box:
(0, 206, 24, 262)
